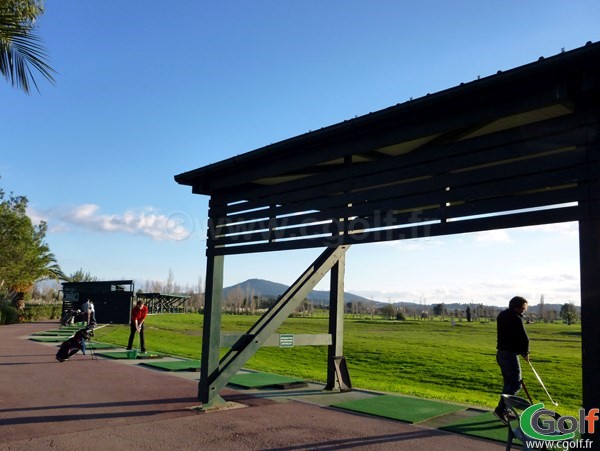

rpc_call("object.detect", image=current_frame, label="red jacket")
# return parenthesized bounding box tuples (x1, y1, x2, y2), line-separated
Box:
(131, 305, 148, 323)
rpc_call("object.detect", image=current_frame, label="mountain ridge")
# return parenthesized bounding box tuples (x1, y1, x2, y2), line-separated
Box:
(223, 278, 578, 313)
(223, 278, 372, 304)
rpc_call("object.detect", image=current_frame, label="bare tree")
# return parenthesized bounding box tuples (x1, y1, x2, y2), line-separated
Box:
(165, 269, 175, 294)
(225, 286, 244, 314)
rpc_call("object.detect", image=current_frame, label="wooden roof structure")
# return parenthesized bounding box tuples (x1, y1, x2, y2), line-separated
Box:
(176, 41, 600, 430)
(177, 42, 599, 257)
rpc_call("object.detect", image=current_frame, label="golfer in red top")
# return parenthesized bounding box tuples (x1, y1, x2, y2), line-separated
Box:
(127, 300, 148, 353)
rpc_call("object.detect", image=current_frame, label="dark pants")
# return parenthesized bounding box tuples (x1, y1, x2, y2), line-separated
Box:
(127, 322, 145, 352)
(496, 350, 522, 411)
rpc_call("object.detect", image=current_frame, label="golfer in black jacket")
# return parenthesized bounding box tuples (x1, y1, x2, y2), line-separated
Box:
(494, 296, 529, 424)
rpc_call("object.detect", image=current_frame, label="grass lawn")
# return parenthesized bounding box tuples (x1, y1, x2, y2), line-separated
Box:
(93, 313, 582, 416)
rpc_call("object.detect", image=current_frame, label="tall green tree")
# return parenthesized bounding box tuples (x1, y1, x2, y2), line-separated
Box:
(0, 182, 66, 312)
(0, 0, 55, 93)
(560, 303, 578, 325)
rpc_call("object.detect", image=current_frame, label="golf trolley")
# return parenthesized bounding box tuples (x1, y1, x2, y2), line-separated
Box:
(56, 323, 96, 362)
(503, 359, 570, 450)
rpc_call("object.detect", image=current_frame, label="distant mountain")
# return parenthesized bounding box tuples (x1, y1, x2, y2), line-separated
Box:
(222, 278, 372, 304)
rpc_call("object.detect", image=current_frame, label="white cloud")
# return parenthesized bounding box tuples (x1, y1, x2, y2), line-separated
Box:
(29, 204, 193, 241)
(378, 236, 445, 251)
(473, 229, 513, 243)
(525, 222, 579, 237)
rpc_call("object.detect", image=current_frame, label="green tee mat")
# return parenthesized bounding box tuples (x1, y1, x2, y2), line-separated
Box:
(228, 372, 307, 389)
(31, 331, 76, 336)
(29, 336, 70, 342)
(85, 342, 119, 350)
(439, 411, 518, 444)
(331, 394, 466, 424)
(139, 359, 201, 371)
(96, 351, 165, 359)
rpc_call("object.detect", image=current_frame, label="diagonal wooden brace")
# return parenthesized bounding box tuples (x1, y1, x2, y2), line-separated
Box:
(205, 245, 350, 399)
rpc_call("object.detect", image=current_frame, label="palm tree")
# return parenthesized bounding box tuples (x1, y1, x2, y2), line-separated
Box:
(0, 186, 66, 312)
(0, 0, 55, 94)
(8, 230, 67, 313)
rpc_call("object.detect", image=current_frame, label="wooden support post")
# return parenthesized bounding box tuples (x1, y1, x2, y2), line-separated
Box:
(578, 118, 600, 446)
(325, 251, 347, 390)
(198, 253, 225, 408)
(579, 218, 600, 446)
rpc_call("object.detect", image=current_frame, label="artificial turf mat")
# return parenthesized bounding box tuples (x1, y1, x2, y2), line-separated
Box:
(139, 359, 201, 371)
(228, 372, 306, 389)
(31, 331, 76, 336)
(29, 336, 69, 342)
(439, 411, 517, 444)
(96, 351, 164, 360)
(331, 394, 466, 424)
(84, 342, 119, 350)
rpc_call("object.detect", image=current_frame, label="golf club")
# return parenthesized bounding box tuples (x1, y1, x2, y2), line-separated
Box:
(527, 359, 559, 406)
(89, 324, 106, 362)
(520, 378, 534, 405)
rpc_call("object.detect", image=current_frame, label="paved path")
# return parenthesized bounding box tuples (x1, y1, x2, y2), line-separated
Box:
(0, 322, 506, 450)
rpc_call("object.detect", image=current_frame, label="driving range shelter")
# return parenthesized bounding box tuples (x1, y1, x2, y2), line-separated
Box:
(61, 280, 134, 324)
(175, 40, 600, 426)
(136, 292, 191, 314)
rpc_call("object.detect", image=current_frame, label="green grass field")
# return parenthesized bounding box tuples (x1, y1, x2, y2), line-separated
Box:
(93, 313, 582, 416)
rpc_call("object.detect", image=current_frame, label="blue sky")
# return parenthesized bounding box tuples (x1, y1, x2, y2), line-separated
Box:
(2, 1, 598, 305)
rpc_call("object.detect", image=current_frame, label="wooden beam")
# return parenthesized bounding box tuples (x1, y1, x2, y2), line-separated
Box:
(198, 253, 225, 408)
(578, 121, 600, 443)
(579, 218, 600, 436)
(326, 253, 346, 390)
(207, 205, 580, 256)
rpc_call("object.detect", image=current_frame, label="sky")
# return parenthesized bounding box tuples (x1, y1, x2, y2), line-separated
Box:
(2, 0, 598, 306)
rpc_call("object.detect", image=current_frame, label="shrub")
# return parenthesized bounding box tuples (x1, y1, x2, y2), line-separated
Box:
(21, 303, 62, 322)
(0, 301, 19, 325)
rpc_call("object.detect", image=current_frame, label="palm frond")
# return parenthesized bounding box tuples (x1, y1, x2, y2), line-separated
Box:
(0, 8, 56, 94)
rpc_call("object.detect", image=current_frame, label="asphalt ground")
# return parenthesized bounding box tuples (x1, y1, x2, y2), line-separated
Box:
(0, 322, 507, 450)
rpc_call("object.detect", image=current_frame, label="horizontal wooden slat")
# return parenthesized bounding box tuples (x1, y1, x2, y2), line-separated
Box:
(211, 156, 587, 241)
(208, 204, 582, 256)
(212, 193, 573, 247)
(211, 176, 581, 247)
(446, 185, 578, 219)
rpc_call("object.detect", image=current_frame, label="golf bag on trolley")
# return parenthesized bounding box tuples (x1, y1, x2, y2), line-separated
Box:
(60, 308, 81, 326)
(56, 323, 95, 362)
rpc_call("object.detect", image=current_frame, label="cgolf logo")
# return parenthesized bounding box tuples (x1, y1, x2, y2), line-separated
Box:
(521, 403, 598, 444)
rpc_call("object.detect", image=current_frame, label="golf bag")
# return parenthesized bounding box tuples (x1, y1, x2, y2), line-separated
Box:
(60, 308, 81, 326)
(55, 323, 95, 362)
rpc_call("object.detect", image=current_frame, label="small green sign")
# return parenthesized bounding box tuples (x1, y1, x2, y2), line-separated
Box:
(279, 334, 294, 348)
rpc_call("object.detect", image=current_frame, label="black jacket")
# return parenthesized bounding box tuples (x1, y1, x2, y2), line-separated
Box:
(496, 308, 529, 355)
